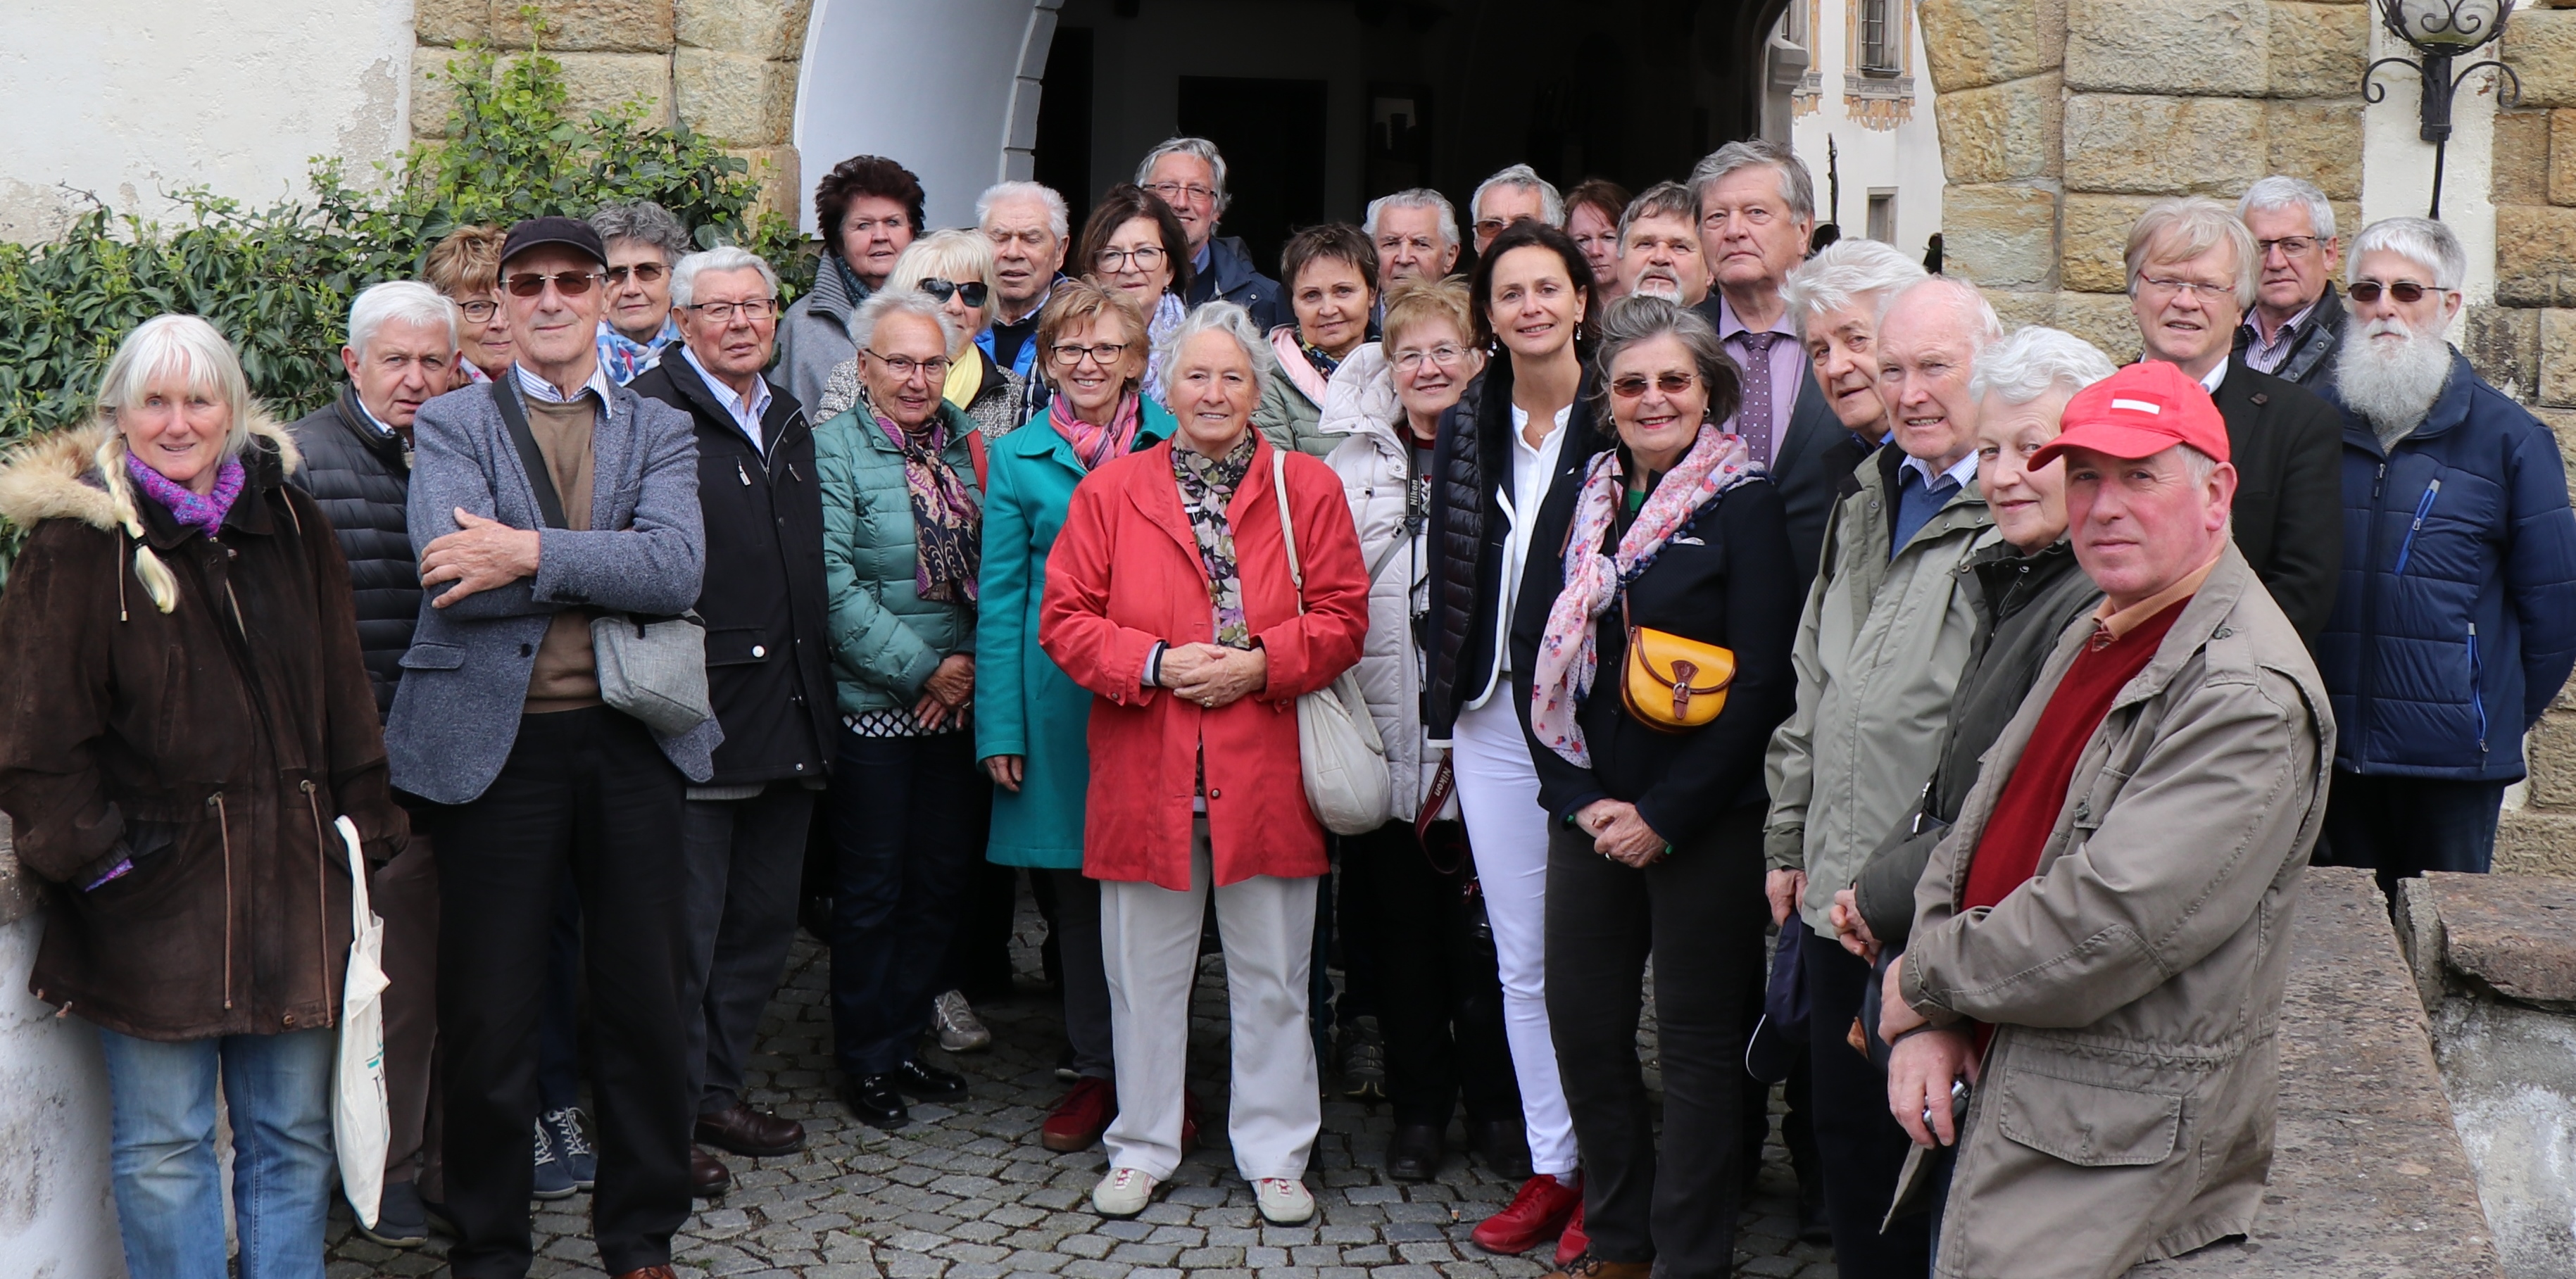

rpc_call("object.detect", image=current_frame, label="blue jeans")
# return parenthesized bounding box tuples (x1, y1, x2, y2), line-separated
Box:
(95, 1025, 338, 1279)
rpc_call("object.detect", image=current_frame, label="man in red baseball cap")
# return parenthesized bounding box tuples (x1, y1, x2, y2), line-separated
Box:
(1871, 356, 2331, 1276)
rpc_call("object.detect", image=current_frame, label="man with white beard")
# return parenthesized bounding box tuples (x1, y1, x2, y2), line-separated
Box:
(2318, 217, 2576, 895)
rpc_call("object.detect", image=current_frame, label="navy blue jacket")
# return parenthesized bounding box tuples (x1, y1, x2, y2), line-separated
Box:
(1185, 234, 1286, 333)
(2320, 353, 2576, 781)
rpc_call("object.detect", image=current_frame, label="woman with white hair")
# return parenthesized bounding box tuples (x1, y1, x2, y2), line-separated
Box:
(819, 229, 1031, 443)
(0, 314, 407, 1278)
(1038, 301, 1369, 1226)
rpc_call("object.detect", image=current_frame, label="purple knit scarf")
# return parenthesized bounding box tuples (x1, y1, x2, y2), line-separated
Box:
(125, 451, 246, 538)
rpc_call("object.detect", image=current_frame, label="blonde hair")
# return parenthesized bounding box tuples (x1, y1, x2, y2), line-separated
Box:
(887, 230, 1002, 355)
(92, 314, 256, 614)
(1379, 277, 1475, 353)
(1034, 279, 1150, 397)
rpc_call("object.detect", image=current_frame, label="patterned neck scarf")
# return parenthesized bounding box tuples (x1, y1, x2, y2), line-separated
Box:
(1171, 430, 1259, 648)
(1299, 340, 1345, 380)
(869, 397, 981, 603)
(125, 451, 246, 540)
(1048, 390, 1145, 472)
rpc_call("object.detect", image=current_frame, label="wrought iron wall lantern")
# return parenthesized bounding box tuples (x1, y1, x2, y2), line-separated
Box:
(2364, 0, 2523, 218)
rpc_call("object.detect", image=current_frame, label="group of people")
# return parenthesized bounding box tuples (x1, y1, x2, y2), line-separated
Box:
(0, 123, 2569, 1279)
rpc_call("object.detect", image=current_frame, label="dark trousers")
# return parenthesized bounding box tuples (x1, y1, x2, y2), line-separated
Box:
(1349, 819, 1517, 1128)
(943, 862, 1024, 998)
(1547, 802, 1767, 1279)
(1804, 931, 1931, 1278)
(681, 783, 818, 1114)
(1338, 842, 1381, 1025)
(430, 708, 691, 1278)
(538, 872, 582, 1113)
(829, 727, 991, 1076)
(2318, 769, 2508, 900)
(372, 828, 441, 1191)
(1049, 869, 1117, 1079)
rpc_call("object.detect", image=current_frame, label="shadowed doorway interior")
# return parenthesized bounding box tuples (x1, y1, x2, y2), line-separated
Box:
(1176, 75, 1328, 279)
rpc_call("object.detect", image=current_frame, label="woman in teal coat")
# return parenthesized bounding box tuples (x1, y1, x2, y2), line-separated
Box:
(976, 281, 1171, 1152)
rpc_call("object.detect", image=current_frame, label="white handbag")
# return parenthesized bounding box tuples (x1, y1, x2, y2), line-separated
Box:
(1271, 448, 1391, 836)
(331, 816, 391, 1228)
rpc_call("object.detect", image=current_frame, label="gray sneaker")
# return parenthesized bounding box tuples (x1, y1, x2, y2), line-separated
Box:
(933, 988, 992, 1052)
(531, 1121, 574, 1200)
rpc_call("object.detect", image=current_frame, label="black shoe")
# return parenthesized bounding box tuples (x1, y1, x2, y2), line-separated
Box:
(891, 1058, 969, 1101)
(1797, 1191, 1833, 1246)
(843, 1075, 911, 1130)
(799, 893, 834, 940)
(1475, 1117, 1534, 1181)
(358, 1179, 429, 1247)
(1338, 1016, 1386, 1102)
(1386, 1122, 1443, 1182)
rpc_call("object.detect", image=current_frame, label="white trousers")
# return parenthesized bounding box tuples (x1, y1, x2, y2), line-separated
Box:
(1101, 819, 1321, 1182)
(1452, 695, 1580, 1177)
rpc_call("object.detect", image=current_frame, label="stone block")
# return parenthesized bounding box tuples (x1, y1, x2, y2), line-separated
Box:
(558, 51, 673, 127)
(2495, 108, 2552, 207)
(2531, 308, 2576, 405)
(2061, 192, 2156, 294)
(2551, 110, 2576, 206)
(1941, 184, 2059, 288)
(2528, 709, 2576, 807)
(2066, 0, 2268, 96)
(1935, 73, 2063, 184)
(1918, 0, 2066, 93)
(2267, 99, 2365, 201)
(2052, 291, 2145, 363)
(2414, 871, 2576, 1006)
(2506, 8, 2576, 108)
(2494, 203, 2576, 305)
(2063, 94, 2266, 194)
(417, 0, 491, 46)
(675, 46, 786, 145)
(727, 144, 801, 222)
(2465, 303, 2542, 401)
(1987, 288, 2056, 332)
(678, 0, 803, 58)
(2268, 1, 2369, 98)
(2498, 807, 2576, 876)
(491, 0, 677, 53)
(413, 44, 463, 139)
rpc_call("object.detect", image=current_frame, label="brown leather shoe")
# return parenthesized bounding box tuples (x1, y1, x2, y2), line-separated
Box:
(694, 1101, 806, 1157)
(689, 1146, 732, 1199)
(1542, 1256, 1648, 1279)
(612, 1268, 679, 1279)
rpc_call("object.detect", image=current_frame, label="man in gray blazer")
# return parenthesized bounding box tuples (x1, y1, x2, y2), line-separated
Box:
(384, 215, 714, 1279)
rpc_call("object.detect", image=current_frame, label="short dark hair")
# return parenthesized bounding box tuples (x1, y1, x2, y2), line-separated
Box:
(1075, 184, 1196, 298)
(814, 155, 926, 248)
(1468, 219, 1598, 351)
(1564, 178, 1633, 231)
(1278, 223, 1378, 296)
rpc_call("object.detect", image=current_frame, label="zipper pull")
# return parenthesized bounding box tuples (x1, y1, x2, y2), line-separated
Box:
(2373, 462, 2385, 500)
(738, 460, 752, 487)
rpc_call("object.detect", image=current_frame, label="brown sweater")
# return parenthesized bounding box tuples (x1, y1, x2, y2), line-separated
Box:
(524, 394, 604, 712)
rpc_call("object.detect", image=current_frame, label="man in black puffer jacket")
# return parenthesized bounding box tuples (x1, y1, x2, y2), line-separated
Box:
(286, 279, 458, 1248)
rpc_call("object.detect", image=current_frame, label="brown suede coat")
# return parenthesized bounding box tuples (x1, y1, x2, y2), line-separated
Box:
(0, 419, 406, 1041)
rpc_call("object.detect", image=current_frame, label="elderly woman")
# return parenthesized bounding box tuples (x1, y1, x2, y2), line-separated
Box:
(589, 199, 693, 382)
(1076, 184, 1194, 406)
(1039, 301, 1368, 1226)
(1782, 238, 1930, 440)
(816, 289, 991, 1133)
(781, 155, 926, 414)
(976, 281, 1174, 1154)
(423, 223, 513, 384)
(1319, 277, 1528, 1182)
(0, 315, 406, 1278)
(820, 230, 1032, 441)
(1255, 222, 1379, 458)
(1562, 179, 1633, 307)
(1510, 295, 1800, 1279)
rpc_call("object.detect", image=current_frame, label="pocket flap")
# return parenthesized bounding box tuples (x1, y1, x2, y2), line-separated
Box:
(398, 642, 466, 671)
(1997, 1066, 2181, 1167)
(704, 626, 771, 667)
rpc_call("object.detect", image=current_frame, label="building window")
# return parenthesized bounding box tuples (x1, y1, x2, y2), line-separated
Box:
(1858, 0, 1899, 75)
(1868, 191, 1897, 244)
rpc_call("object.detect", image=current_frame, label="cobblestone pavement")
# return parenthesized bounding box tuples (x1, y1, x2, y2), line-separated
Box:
(327, 896, 1836, 1279)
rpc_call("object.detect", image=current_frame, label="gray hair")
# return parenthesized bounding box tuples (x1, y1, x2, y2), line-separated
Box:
(1780, 237, 1926, 325)
(2349, 216, 2468, 291)
(92, 315, 259, 613)
(1152, 300, 1274, 398)
(1614, 181, 1698, 242)
(1878, 275, 2006, 346)
(1587, 294, 1741, 440)
(2239, 175, 2337, 244)
(670, 246, 779, 309)
(848, 286, 960, 355)
(1471, 165, 1565, 228)
(1688, 139, 1816, 225)
(348, 279, 458, 358)
(1364, 188, 1461, 248)
(588, 199, 692, 263)
(2124, 196, 2258, 310)
(1135, 137, 1231, 214)
(1968, 326, 2119, 407)
(976, 180, 1070, 241)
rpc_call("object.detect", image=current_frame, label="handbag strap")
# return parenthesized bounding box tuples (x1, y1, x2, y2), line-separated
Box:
(1272, 446, 1305, 615)
(489, 379, 570, 531)
(1415, 750, 1457, 843)
(335, 816, 371, 932)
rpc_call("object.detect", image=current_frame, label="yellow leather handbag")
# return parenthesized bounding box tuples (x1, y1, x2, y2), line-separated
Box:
(1619, 594, 1735, 732)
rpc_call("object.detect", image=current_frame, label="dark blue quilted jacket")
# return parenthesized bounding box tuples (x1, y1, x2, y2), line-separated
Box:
(2319, 353, 2576, 781)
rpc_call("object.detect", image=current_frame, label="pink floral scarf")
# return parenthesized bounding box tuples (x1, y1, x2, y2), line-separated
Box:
(1048, 389, 1144, 472)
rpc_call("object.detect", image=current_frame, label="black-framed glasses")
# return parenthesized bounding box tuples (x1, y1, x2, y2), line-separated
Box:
(2349, 279, 2439, 303)
(1609, 372, 1697, 399)
(604, 262, 668, 284)
(684, 298, 778, 323)
(456, 298, 500, 322)
(503, 270, 601, 298)
(917, 278, 991, 308)
(1050, 341, 1130, 367)
(2256, 235, 2321, 258)
(1094, 245, 1167, 272)
(865, 350, 950, 382)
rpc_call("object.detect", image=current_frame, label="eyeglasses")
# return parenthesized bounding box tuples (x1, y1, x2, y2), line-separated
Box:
(1094, 245, 1167, 272)
(2349, 279, 2441, 303)
(503, 270, 601, 297)
(865, 350, 950, 382)
(1609, 372, 1697, 398)
(1143, 181, 1218, 206)
(684, 298, 778, 323)
(2136, 276, 2234, 300)
(2256, 235, 2321, 258)
(918, 278, 991, 308)
(1392, 344, 1467, 372)
(1471, 218, 1514, 238)
(456, 298, 500, 322)
(604, 262, 668, 285)
(1050, 341, 1130, 367)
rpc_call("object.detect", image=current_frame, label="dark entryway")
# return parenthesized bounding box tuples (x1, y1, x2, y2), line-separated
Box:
(1176, 76, 1328, 278)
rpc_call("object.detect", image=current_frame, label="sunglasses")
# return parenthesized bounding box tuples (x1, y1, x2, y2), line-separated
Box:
(604, 262, 668, 284)
(503, 270, 601, 298)
(917, 278, 991, 308)
(1609, 372, 1697, 398)
(2349, 279, 2439, 304)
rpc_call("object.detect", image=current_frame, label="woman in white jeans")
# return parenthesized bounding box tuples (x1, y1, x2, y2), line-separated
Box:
(1419, 220, 1604, 1262)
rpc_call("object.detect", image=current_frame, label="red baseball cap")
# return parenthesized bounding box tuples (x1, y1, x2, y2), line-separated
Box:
(2030, 360, 2231, 470)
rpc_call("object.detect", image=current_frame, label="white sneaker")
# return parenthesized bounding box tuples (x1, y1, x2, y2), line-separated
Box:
(1252, 1177, 1314, 1225)
(933, 989, 991, 1052)
(1092, 1166, 1158, 1218)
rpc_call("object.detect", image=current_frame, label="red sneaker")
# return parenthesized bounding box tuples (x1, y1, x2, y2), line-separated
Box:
(1554, 1197, 1589, 1267)
(1041, 1078, 1117, 1152)
(1181, 1089, 1202, 1155)
(1471, 1174, 1583, 1255)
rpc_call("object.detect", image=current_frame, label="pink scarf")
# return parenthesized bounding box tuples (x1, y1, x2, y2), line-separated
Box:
(125, 451, 246, 540)
(1048, 391, 1145, 472)
(1528, 425, 1760, 766)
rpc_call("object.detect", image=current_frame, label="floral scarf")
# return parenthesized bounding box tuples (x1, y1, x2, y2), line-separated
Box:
(126, 451, 246, 540)
(1142, 291, 1186, 408)
(871, 398, 981, 603)
(1048, 389, 1145, 472)
(1529, 425, 1761, 766)
(1300, 340, 1345, 380)
(1171, 431, 1259, 648)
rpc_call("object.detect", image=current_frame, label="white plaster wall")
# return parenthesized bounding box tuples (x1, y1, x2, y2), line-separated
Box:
(0, 0, 417, 244)
(2360, 18, 2501, 331)
(794, 0, 1055, 233)
(0, 910, 124, 1279)
(1787, 0, 1946, 258)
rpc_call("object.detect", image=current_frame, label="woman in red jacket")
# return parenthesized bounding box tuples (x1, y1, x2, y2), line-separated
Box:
(1039, 301, 1369, 1228)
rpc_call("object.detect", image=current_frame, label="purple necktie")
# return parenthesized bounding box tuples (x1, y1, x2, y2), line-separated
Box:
(1734, 331, 1780, 469)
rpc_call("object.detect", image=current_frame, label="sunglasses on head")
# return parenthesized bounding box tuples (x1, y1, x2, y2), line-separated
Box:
(2348, 279, 2437, 304)
(918, 278, 990, 308)
(503, 270, 601, 298)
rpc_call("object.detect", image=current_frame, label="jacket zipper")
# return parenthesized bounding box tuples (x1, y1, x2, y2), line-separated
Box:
(2469, 623, 2489, 755)
(211, 790, 234, 1011)
(2356, 460, 2390, 766)
(303, 779, 335, 1028)
(2392, 479, 2440, 577)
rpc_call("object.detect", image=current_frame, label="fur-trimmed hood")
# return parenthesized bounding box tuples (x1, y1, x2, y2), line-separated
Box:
(0, 412, 300, 534)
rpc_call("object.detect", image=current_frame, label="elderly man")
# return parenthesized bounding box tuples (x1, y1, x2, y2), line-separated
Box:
(285, 279, 457, 1249)
(1880, 359, 2332, 1278)
(1138, 137, 1283, 330)
(1690, 139, 1848, 586)
(629, 247, 836, 1202)
(591, 201, 691, 384)
(2123, 197, 2343, 639)
(979, 180, 1071, 391)
(386, 215, 713, 1279)
(2235, 176, 2345, 387)
(1614, 182, 1707, 309)
(1762, 275, 1999, 1276)
(1368, 187, 1462, 288)
(2316, 217, 2576, 895)
(1467, 163, 1560, 256)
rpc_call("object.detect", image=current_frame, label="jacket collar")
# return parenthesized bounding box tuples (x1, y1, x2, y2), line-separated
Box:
(1200, 236, 1259, 294)
(133, 433, 289, 550)
(667, 348, 800, 441)
(853, 395, 977, 461)
(2109, 541, 2258, 712)
(333, 386, 410, 471)
(1002, 398, 1176, 471)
